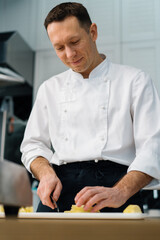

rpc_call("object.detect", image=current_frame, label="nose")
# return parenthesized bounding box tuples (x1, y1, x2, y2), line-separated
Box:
(65, 46, 76, 59)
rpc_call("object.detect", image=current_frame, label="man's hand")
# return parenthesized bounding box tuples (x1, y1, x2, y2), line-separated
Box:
(37, 172, 62, 209)
(30, 157, 62, 209)
(75, 170, 153, 212)
(75, 186, 126, 212)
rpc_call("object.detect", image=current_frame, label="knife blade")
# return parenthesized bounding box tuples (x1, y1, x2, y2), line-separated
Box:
(50, 192, 59, 212)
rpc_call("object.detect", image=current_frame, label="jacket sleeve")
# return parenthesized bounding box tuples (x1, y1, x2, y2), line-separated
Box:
(20, 83, 54, 173)
(128, 71, 160, 189)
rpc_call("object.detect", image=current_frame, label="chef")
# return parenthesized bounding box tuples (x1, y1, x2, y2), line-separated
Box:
(21, 2, 160, 212)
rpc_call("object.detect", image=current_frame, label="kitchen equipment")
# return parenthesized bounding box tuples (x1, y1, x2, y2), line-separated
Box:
(0, 159, 32, 217)
(0, 31, 34, 97)
(0, 31, 34, 85)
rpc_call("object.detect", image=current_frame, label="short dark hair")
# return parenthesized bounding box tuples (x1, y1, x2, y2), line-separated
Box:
(44, 2, 92, 32)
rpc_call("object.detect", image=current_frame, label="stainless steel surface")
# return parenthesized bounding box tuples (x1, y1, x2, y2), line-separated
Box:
(0, 31, 34, 97)
(0, 66, 24, 87)
(0, 160, 32, 207)
(0, 31, 34, 86)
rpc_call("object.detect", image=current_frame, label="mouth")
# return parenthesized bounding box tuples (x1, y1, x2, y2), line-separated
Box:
(71, 57, 83, 65)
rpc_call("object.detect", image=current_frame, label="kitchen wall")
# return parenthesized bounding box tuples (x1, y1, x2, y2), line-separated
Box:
(0, 0, 160, 98)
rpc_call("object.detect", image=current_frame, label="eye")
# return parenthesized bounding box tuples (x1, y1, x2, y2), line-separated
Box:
(72, 39, 80, 45)
(56, 46, 64, 51)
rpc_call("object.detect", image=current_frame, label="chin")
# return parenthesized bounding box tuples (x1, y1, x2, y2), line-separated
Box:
(73, 65, 88, 73)
(72, 67, 83, 73)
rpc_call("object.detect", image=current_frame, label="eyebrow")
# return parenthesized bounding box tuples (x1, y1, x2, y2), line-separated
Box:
(53, 36, 80, 47)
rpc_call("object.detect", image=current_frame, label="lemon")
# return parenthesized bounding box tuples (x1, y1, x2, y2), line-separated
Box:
(0, 205, 4, 213)
(123, 204, 142, 213)
(19, 206, 33, 213)
(64, 204, 99, 213)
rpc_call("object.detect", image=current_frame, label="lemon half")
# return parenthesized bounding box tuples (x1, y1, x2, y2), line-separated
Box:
(123, 204, 142, 213)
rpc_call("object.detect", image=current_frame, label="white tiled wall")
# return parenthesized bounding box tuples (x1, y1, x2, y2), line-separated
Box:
(121, 0, 160, 95)
(122, 41, 160, 92)
(122, 0, 160, 42)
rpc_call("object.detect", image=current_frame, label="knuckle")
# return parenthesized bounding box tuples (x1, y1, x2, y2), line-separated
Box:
(90, 189, 96, 194)
(42, 200, 47, 206)
(80, 195, 85, 202)
(58, 181, 63, 189)
(37, 188, 41, 197)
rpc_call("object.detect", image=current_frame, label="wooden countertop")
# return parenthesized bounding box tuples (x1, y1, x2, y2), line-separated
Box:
(0, 218, 160, 240)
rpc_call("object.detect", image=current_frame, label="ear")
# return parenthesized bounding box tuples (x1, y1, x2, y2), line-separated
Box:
(90, 23, 98, 41)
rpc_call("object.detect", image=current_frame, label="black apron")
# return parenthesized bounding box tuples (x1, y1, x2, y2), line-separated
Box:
(37, 160, 143, 212)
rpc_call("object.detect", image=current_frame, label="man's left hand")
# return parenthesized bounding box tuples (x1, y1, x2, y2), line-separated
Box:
(74, 186, 127, 212)
(74, 170, 153, 212)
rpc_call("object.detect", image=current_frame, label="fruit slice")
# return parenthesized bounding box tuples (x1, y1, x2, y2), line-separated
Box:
(64, 204, 99, 213)
(123, 204, 142, 213)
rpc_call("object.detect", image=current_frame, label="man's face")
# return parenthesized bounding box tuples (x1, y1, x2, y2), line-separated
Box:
(47, 16, 98, 78)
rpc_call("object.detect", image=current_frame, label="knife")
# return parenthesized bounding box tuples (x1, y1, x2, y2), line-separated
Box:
(50, 192, 59, 212)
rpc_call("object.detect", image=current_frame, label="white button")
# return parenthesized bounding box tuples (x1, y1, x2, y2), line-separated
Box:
(101, 106, 106, 110)
(65, 137, 68, 141)
(64, 109, 67, 113)
(66, 82, 70, 85)
(101, 137, 105, 141)
(63, 161, 67, 165)
(104, 79, 108, 82)
(95, 159, 99, 163)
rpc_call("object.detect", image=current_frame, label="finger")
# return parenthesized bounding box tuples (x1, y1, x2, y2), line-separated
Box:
(52, 180, 62, 201)
(43, 196, 55, 209)
(75, 187, 89, 202)
(91, 199, 109, 212)
(38, 185, 53, 201)
(37, 183, 58, 209)
(90, 196, 123, 212)
(75, 186, 92, 203)
(83, 192, 105, 211)
(76, 188, 98, 207)
(39, 188, 55, 209)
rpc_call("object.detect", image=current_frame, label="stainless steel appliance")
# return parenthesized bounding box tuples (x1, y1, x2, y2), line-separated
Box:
(0, 31, 34, 216)
(0, 31, 34, 93)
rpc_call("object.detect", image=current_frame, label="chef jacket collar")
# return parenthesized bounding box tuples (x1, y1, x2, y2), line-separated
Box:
(70, 55, 110, 80)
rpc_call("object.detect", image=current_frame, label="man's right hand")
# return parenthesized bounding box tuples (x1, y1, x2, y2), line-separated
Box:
(30, 157, 62, 209)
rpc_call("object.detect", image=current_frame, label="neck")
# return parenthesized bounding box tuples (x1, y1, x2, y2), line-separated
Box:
(82, 53, 104, 78)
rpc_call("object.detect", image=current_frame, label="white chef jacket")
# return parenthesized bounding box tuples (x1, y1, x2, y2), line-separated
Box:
(21, 57, 160, 188)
